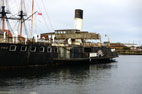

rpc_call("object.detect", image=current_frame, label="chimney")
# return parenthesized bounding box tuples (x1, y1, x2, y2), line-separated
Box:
(74, 9, 83, 31)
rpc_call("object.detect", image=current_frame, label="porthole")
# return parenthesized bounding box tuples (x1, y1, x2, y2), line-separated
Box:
(47, 47, 52, 53)
(30, 46, 36, 52)
(54, 48, 58, 53)
(39, 46, 45, 52)
(9, 45, 17, 51)
(20, 46, 27, 52)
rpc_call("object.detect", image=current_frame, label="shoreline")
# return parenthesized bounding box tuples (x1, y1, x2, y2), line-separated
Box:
(118, 50, 142, 55)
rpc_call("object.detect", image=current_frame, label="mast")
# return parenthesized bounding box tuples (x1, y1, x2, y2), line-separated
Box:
(1, 0, 5, 32)
(18, 0, 26, 41)
(19, 0, 24, 41)
(31, 0, 34, 40)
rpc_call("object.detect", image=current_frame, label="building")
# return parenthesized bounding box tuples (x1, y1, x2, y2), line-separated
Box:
(123, 43, 138, 50)
(110, 43, 125, 51)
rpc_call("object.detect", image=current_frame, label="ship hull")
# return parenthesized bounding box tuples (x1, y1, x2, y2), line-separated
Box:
(0, 43, 118, 67)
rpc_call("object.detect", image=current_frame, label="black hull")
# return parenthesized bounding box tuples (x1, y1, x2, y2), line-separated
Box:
(0, 43, 118, 67)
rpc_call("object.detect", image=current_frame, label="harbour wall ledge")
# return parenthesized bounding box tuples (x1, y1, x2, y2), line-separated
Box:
(117, 50, 142, 55)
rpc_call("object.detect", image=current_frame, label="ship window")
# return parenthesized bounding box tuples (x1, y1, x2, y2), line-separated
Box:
(39, 46, 45, 52)
(21, 46, 27, 52)
(30, 46, 36, 52)
(54, 48, 58, 53)
(9, 45, 17, 51)
(47, 47, 52, 53)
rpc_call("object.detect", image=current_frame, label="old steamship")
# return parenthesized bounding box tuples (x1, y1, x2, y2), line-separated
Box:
(0, 0, 118, 67)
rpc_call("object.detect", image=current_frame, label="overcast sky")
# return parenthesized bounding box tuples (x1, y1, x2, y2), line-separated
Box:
(1, 0, 142, 45)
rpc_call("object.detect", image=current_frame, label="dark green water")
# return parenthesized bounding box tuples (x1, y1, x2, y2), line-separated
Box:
(0, 55, 142, 94)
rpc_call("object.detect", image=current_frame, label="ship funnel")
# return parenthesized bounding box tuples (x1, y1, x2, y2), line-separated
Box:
(74, 9, 83, 31)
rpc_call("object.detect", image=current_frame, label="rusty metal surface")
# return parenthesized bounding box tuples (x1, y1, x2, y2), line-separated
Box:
(55, 33, 99, 39)
(41, 32, 99, 40)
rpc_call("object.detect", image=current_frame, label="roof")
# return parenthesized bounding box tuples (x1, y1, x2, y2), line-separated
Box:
(110, 43, 125, 47)
(55, 29, 80, 31)
(4, 30, 13, 37)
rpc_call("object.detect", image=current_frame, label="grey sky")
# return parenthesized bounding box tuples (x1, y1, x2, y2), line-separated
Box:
(1, 0, 142, 44)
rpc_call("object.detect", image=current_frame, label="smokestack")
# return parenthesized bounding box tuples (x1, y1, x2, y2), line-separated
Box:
(74, 9, 83, 31)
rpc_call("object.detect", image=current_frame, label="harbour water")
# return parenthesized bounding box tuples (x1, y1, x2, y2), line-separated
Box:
(0, 55, 142, 94)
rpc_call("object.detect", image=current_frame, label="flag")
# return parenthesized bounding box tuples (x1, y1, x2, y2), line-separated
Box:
(38, 12, 42, 15)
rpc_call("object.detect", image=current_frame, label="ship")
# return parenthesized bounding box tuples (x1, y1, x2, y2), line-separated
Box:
(0, 0, 118, 67)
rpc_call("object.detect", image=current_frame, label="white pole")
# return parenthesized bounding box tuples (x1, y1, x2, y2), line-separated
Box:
(3, 32, 6, 39)
(33, 34, 38, 42)
(15, 31, 18, 43)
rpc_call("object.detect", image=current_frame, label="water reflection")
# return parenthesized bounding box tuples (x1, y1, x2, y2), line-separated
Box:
(0, 61, 120, 94)
(90, 62, 118, 69)
(0, 56, 141, 94)
(0, 65, 89, 86)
